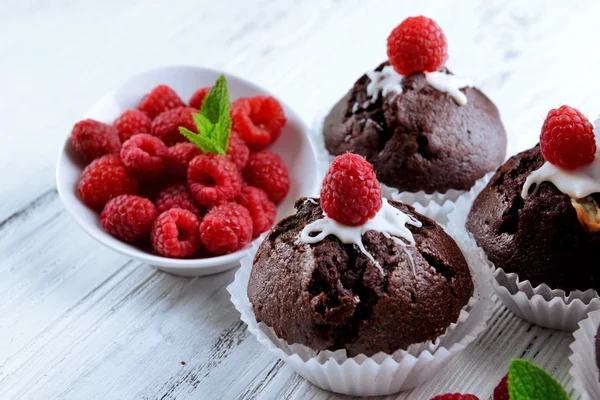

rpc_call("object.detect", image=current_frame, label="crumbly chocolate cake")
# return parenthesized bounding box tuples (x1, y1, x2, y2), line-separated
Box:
(247, 198, 474, 357)
(323, 62, 507, 193)
(466, 145, 600, 293)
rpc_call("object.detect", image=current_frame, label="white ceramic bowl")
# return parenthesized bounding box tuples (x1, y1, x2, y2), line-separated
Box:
(56, 66, 320, 277)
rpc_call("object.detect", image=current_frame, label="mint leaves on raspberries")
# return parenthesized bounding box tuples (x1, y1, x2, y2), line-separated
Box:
(508, 359, 570, 400)
(179, 75, 231, 155)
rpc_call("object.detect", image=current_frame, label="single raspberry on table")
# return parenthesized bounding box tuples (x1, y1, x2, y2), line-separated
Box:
(231, 96, 287, 150)
(540, 105, 596, 170)
(187, 154, 242, 208)
(199, 202, 253, 255)
(113, 109, 152, 142)
(166, 142, 201, 179)
(226, 131, 250, 170)
(430, 394, 479, 400)
(242, 151, 290, 203)
(189, 87, 211, 109)
(78, 154, 139, 209)
(151, 106, 197, 145)
(70, 119, 121, 164)
(387, 16, 448, 76)
(137, 85, 185, 119)
(235, 186, 276, 236)
(320, 153, 382, 226)
(493, 375, 508, 400)
(155, 183, 204, 219)
(150, 209, 202, 258)
(120, 133, 169, 180)
(100, 195, 157, 242)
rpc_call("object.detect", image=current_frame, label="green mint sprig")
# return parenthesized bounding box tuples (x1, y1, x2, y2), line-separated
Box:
(508, 359, 570, 400)
(179, 74, 231, 155)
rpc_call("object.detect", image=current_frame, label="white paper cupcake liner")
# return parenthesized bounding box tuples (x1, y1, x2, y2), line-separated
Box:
(447, 180, 600, 331)
(227, 205, 493, 396)
(570, 309, 600, 400)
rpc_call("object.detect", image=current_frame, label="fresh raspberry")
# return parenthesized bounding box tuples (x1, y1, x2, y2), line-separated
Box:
(155, 183, 204, 218)
(77, 154, 139, 209)
(151, 106, 197, 145)
(189, 87, 211, 109)
(235, 186, 276, 236)
(166, 142, 201, 179)
(199, 203, 253, 255)
(100, 195, 157, 242)
(137, 85, 185, 119)
(120, 133, 169, 180)
(70, 119, 121, 164)
(320, 153, 382, 226)
(493, 375, 509, 400)
(113, 109, 152, 142)
(227, 131, 250, 169)
(387, 16, 448, 76)
(430, 395, 479, 400)
(187, 154, 242, 208)
(151, 209, 202, 258)
(231, 96, 287, 150)
(243, 151, 289, 203)
(540, 105, 596, 170)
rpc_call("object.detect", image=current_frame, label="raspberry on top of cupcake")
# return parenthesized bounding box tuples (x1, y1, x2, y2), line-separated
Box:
(248, 153, 474, 356)
(323, 16, 507, 193)
(467, 105, 600, 292)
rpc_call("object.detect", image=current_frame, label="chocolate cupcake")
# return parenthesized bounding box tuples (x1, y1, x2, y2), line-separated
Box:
(323, 16, 506, 195)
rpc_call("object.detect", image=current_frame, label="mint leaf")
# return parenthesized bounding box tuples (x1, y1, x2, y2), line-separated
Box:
(178, 74, 231, 155)
(508, 359, 570, 400)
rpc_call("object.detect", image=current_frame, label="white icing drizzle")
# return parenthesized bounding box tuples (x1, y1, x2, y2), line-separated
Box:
(425, 71, 472, 106)
(303, 198, 319, 205)
(361, 65, 472, 108)
(299, 198, 422, 275)
(521, 157, 600, 199)
(351, 102, 359, 113)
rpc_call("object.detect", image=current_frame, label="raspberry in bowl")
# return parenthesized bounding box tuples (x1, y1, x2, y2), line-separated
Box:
(56, 66, 320, 276)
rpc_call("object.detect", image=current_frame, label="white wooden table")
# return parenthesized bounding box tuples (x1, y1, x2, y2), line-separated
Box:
(1, 0, 599, 398)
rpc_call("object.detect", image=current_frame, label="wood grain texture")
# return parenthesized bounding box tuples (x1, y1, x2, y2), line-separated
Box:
(1, 0, 599, 398)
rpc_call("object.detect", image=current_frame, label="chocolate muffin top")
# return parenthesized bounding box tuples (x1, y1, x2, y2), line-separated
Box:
(247, 198, 474, 357)
(323, 62, 507, 193)
(466, 145, 600, 293)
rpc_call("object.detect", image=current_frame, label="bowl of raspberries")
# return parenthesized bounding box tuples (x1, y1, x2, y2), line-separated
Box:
(56, 66, 319, 276)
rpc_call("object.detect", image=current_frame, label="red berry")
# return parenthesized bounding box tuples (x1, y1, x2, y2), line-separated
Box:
(235, 186, 276, 237)
(242, 151, 290, 203)
(320, 153, 382, 226)
(493, 375, 509, 400)
(100, 195, 157, 242)
(77, 154, 139, 209)
(187, 154, 242, 208)
(151, 209, 201, 258)
(113, 109, 152, 142)
(430, 394, 479, 400)
(70, 119, 121, 164)
(155, 183, 204, 219)
(540, 105, 596, 170)
(387, 16, 448, 76)
(137, 85, 185, 119)
(189, 87, 211, 109)
(120, 133, 168, 180)
(199, 203, 253, 255)
(231, 96, 287, 150)
(166, 142, 201, 179)
(151, 106, 197, 145)
(227, 131, 250, 170)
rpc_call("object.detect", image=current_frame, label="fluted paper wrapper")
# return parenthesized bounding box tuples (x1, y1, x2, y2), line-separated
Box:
(227, 206, 493, 396)
(570, 309, 600, 400)
(447, 182, 600, 331)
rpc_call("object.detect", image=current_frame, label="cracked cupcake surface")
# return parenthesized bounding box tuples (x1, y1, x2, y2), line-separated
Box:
(323, 62, 507, 193)
(466, 145, 600, 293)
(247, 198, 473, 357)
